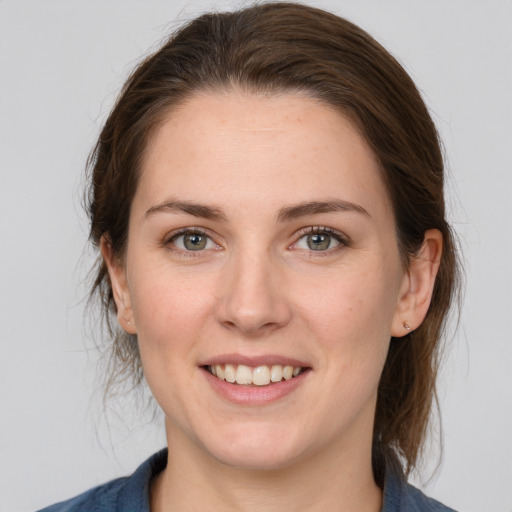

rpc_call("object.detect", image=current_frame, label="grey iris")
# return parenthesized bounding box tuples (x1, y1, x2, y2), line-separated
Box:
(307, 233, 331, 250)
(184, 233, 207, 250)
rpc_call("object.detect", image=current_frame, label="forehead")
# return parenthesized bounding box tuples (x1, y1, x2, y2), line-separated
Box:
(136, 91, 390, 219)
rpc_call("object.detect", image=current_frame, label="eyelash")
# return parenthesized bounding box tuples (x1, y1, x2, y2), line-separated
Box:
(164, 228, 218, 258)
(292, 226, 350, 253)
(163, 226, 349, 256)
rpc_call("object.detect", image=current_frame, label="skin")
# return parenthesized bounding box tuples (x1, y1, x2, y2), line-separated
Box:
(103, 91, 442, 512)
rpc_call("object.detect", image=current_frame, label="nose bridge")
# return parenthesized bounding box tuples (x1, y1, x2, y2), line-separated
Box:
(216, 242, 291, 335)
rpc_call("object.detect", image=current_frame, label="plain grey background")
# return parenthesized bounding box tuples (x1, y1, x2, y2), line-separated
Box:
(1, 1, 511, 511)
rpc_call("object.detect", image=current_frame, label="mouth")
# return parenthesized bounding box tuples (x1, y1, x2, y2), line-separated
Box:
(203, 364, 308, 387)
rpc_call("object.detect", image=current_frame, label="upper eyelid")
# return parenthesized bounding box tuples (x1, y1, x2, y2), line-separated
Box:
(164, 227, 217, 249)
(294, 226, 348, 241)
(163, 225, 348, 248)
(164, 228, 220, 255)
(166, 227, 209, 241)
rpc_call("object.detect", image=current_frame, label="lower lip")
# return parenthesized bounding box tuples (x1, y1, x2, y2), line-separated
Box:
(202, 368, 310, 405)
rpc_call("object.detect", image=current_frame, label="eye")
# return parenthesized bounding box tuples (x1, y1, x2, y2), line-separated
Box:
(293, 227, 345, 252)
(168, 229, 218, 251)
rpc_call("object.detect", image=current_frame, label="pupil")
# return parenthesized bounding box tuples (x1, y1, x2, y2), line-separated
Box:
(184, 233, 206, 250)
(307, 233, 330, 251)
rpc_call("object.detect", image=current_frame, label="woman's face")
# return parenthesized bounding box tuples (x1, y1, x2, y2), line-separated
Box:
(110, 92, 413, 470)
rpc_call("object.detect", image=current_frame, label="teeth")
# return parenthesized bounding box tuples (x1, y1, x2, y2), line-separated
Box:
(252, 366, 271, 386)
(224, 364, 236, 383)
(283, 366, 293, 380)
(235, 364, 253, 385)
(270, 365, 283, 383)
(210, 364, 304, 386)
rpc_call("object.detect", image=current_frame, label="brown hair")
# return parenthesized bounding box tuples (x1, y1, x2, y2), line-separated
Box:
(87, 1, 460, 478)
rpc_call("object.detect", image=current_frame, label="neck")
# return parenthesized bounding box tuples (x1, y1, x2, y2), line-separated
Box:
(151, 421, 382, 512)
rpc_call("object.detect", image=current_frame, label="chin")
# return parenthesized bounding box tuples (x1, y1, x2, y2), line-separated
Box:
(213, 447, 302, 472)
(202, 425, 308, 471)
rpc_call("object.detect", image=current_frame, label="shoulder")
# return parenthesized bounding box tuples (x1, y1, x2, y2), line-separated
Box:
(400, 483, 457, 512)
(35, 449, 168, 512)
(383, 464, 457, 512)
(36, 477, 127, 512)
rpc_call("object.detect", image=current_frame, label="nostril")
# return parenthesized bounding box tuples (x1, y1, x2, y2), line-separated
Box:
(221, 318, 283, 336)
(214, 276, 292, 334)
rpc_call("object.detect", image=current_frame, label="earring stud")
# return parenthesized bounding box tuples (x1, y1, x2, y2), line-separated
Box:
(402, 321, 411, 331)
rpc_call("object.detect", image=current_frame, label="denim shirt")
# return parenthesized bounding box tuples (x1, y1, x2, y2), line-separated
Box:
(37, 449, 456, 512)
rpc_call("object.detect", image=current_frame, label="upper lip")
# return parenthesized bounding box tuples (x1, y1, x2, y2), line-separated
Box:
(199, 353, 311, 368)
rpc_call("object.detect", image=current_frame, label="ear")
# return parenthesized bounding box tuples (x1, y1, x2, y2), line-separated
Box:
(391, 229, 443, 337)
(100, 236, 137, 335)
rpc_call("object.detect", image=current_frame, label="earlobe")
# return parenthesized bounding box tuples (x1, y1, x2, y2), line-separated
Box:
(100, 236, 137, 334)
(391, 229, 443, 337)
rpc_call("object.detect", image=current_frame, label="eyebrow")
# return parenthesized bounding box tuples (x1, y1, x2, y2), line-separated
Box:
(144, 198, 369, 222)
(144, 200, 228, 221)
(277, 200, 369, 221)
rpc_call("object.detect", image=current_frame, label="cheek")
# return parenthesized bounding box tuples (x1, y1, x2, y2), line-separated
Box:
(128, 266, 217, 357)
(127, 269, 219, 419)
(295, 265, 398, 339)
(292, 263, 400, 391)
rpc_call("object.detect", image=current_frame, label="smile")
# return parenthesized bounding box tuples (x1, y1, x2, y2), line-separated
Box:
(205, 364, 305, 386)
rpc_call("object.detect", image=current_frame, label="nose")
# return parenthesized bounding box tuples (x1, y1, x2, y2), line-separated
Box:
(215, 250, 292, 336)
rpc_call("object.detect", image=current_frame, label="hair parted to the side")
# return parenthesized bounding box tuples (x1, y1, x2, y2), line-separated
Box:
(86, 2, 460, 480)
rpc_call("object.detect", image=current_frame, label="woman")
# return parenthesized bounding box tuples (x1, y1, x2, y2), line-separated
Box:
(39, 2, 459, 511)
